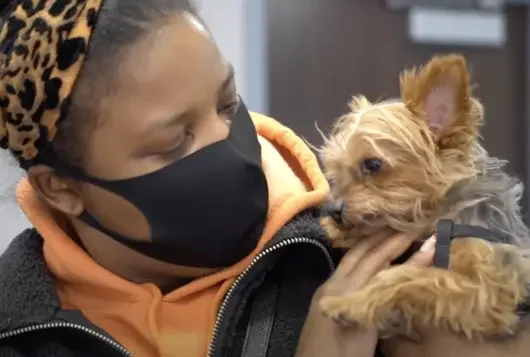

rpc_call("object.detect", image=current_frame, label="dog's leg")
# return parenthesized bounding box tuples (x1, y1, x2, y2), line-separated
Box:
(320, 238, 530, 339)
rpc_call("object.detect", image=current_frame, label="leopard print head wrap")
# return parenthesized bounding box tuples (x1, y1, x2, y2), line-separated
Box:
(0, 0, 103, 168)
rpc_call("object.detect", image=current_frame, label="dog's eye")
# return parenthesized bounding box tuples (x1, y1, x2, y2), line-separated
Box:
(362, 158, 383, 174)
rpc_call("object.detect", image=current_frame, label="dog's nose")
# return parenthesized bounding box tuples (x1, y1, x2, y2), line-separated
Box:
(328, 199, 345, 225)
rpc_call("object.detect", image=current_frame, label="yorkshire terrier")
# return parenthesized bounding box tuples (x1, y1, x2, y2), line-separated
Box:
(317, 54, 530, 340)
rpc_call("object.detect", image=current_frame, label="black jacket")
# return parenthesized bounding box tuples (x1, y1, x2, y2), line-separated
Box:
(0, 210, 336, 357)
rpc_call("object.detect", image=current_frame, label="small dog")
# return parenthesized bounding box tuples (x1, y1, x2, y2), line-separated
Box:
(317, 54, 530, 340)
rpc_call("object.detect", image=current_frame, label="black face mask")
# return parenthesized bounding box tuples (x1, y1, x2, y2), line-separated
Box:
(57, 100, 269, 268)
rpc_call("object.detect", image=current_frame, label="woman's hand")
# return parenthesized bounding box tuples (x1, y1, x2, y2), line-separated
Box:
(295, 232, 436, 357)
(382, 325, 530, 357)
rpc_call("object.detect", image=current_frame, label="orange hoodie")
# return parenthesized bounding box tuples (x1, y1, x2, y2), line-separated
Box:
(16, 113, 329, 357)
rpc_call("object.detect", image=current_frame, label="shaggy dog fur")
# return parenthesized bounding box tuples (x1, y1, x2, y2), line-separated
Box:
(317, 54, 530, 340)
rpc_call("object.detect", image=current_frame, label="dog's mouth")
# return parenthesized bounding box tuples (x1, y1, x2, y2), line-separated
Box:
(320, 198, 392, 237)
(335, 214, 387, 235)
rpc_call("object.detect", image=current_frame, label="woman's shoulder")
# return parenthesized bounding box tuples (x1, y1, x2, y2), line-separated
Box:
(0, 228, 58, 323)
(0, 228, 43, 265)
(270, 209, 343, 264)
(219, 210, 338, 357)
(271, 209, 327, 243)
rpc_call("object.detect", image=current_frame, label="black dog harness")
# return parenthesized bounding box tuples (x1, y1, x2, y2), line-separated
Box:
(392, 219, 513, 268)
(432, 219, 513, 269)
(393, 220, 530, 333)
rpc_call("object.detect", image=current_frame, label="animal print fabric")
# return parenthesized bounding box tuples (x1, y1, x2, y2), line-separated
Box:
(0, 0, 103, 166)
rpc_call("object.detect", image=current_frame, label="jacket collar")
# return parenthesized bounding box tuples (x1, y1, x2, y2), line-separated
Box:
(0, 229, 60, 332)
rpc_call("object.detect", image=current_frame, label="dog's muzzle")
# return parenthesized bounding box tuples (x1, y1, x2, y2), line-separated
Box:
(321, 199, 345, 225)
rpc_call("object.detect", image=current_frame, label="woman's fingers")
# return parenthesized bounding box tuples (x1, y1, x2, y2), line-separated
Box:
(363, 231, 419, 267)
(333, 231, 391, 278)
(327, 232, 434, 295)
(342, 232, 421, 291)
(404, 235, 436, 267)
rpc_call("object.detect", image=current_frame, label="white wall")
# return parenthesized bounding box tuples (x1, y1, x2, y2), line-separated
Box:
(197, 0, 268, 113)
(0, 0, 268, 252)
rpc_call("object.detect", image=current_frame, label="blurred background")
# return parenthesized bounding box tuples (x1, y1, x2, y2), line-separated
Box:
(0, 0, 529, 251)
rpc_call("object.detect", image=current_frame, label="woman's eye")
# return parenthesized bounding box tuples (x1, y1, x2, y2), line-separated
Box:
(160, 131, 194, 157)
(217, 97, 240, 116)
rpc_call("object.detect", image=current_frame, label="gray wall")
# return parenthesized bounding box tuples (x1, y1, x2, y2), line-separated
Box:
(0, 0, 268, 252)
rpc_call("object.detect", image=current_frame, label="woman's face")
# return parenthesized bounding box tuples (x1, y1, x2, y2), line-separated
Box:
(87, 13, 237, 180)
(30, 12, 241, 283)
(78, 12, 238, 238)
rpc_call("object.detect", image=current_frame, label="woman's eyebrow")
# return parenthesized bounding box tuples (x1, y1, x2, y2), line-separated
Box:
(145, 65, 236, 135)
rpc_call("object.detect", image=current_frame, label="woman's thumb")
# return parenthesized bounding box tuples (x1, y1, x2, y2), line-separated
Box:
(406, 235, 436, 267)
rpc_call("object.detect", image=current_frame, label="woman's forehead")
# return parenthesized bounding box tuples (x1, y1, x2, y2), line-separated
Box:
(83, 15, 233, 172)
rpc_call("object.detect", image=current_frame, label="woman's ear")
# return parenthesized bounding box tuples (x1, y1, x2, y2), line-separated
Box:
(27, 165, 85, 216)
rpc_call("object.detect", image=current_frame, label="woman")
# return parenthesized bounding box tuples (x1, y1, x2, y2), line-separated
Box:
(0, 1, 434, 356)
(0, 1, 459, 356)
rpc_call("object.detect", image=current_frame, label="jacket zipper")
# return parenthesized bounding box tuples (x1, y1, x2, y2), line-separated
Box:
(0, 237, 332, 357)
(207, 236, 335, 357)
(0, 321, 132, 357)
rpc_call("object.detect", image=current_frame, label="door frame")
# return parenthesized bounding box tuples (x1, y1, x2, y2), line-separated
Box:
(524, 6, 530, 217)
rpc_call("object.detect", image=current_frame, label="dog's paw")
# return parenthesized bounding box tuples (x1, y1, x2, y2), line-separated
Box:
(319, 291, 405, 331)
(319, 295, 359, 327)
(320, 294, 366, 327)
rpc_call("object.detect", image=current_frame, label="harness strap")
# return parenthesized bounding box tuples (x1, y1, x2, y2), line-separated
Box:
(433, 220, 530, 336)
(433, 220, 453, 269)
(433, 219, 512, 269)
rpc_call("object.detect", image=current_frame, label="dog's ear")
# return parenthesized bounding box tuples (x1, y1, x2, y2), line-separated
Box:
(399, 54, 474, 139)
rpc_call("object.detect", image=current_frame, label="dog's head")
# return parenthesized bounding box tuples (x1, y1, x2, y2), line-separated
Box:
(319, 54, 483, 246)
